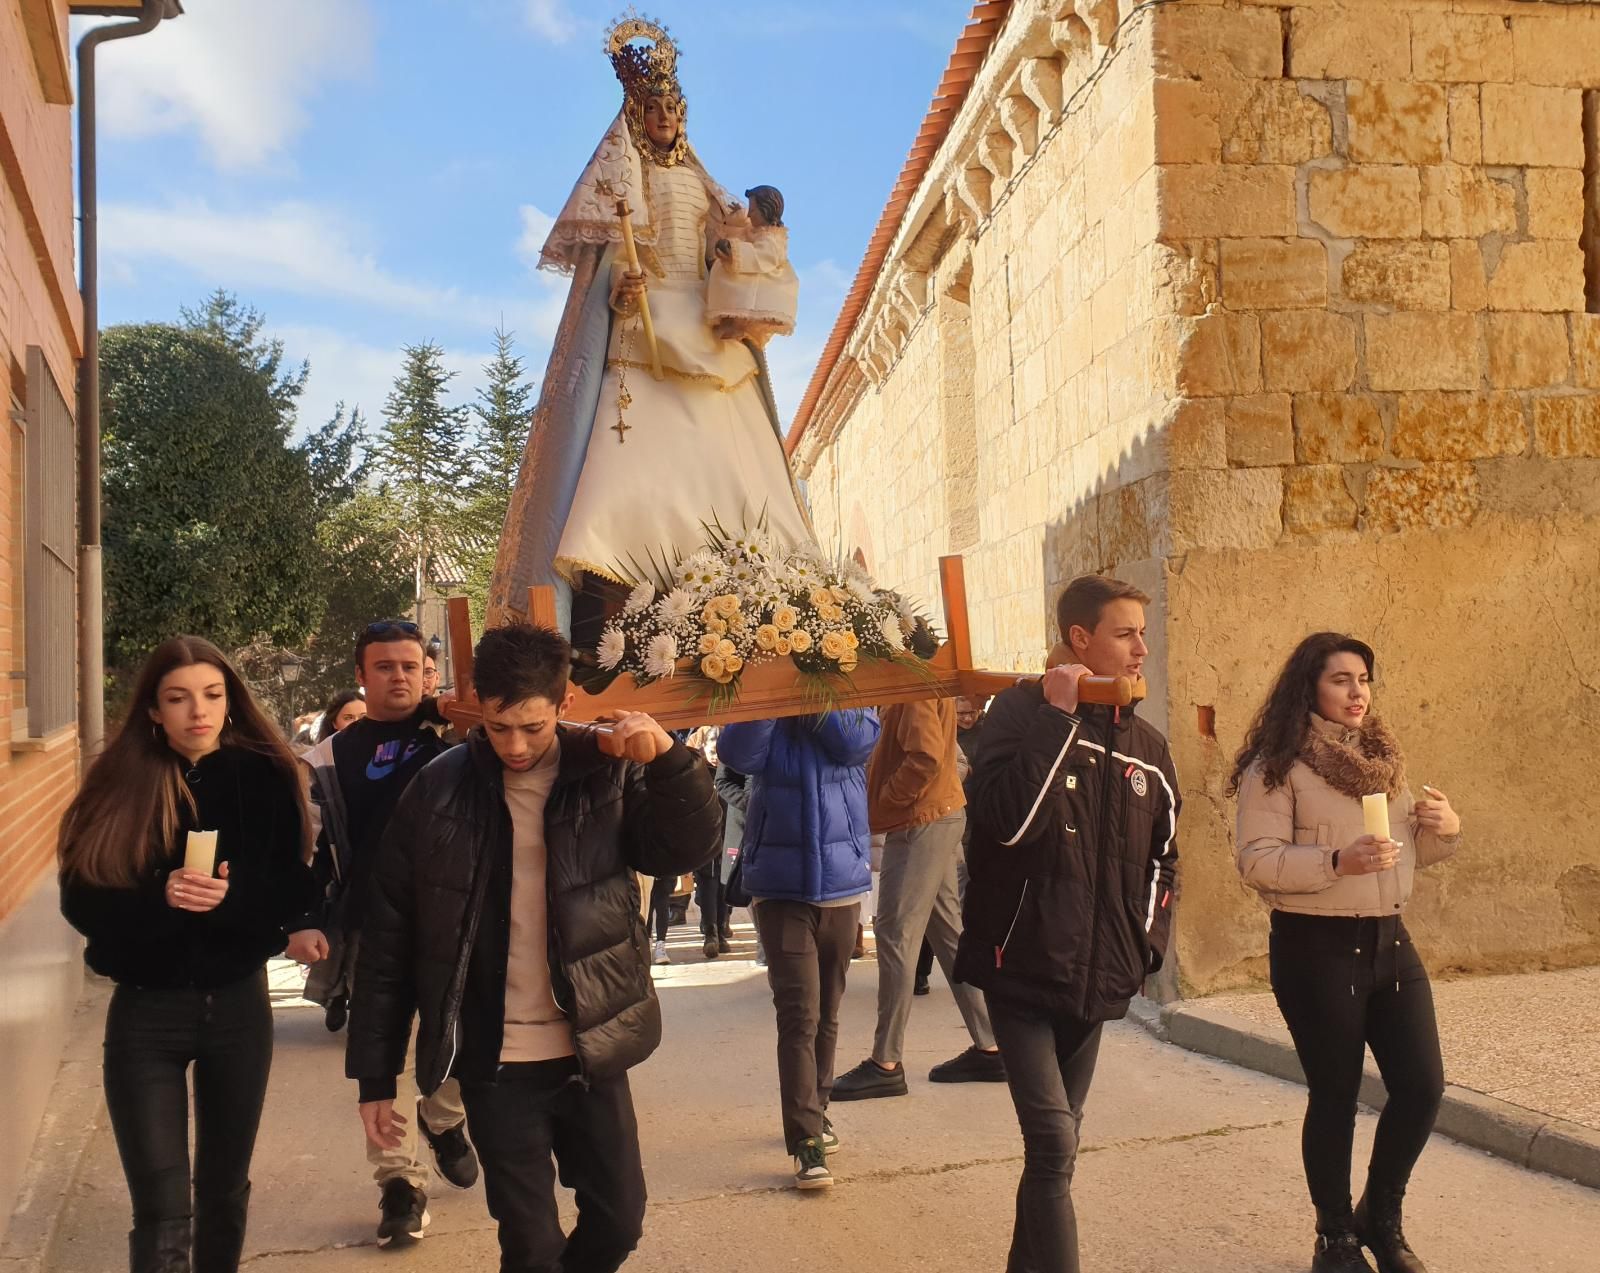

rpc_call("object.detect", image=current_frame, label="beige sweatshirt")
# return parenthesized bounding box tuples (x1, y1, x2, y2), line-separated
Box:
(500, 742, 575, 1063)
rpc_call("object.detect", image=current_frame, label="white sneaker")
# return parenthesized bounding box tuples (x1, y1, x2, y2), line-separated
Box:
(652, 940, 669, 965)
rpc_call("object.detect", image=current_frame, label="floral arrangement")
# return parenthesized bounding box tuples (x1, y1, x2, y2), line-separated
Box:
(592, 527, 939, 701)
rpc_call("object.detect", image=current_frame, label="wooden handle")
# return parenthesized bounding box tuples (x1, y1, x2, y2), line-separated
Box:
(614, 198, 664, 381)
(959, 670, 1146, 706)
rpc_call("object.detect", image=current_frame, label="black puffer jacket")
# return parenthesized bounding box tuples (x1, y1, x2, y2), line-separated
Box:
(955, 683, 1180, 1021)
(346, 727, 721, 1100)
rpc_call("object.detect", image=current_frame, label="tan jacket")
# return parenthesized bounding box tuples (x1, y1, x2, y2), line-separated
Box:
(1235, 724, 1460, 917)
(867, 698, 966, 834)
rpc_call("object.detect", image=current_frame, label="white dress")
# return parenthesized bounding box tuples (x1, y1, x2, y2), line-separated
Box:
(553, 162, 813, 584)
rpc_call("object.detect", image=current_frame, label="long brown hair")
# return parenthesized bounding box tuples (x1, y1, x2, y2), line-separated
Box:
(1226, 632, 1377, 796)
(59, 636, 309, 887)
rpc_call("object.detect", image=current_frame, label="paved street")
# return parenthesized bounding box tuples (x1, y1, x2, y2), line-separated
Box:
(48, 926, 1600, 1272)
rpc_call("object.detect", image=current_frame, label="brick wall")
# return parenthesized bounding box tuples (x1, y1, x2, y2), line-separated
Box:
(798, 0, 1600, 994)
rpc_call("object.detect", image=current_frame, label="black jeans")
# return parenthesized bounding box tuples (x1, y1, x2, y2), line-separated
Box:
(1269, 910, 1445, 1219)
(102, 969, 273, 1272)
(461, 1059, 647, 1273)
(753, 900, 858, 1153)
(985, 994, 1103, 1273)
(648, 876, 674, 944)
(694, 862, 729, 938)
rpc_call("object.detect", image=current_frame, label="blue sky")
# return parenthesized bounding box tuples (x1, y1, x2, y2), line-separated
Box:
(79, 0, 976, 436)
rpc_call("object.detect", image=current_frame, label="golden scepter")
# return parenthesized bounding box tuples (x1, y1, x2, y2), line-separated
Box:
(612, 196, 664, 381)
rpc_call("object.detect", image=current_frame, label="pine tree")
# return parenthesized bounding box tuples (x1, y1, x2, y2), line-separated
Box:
(373, 342, 474, 621)
(181, 288, 308, 420)
(464, 327, 536, 626)
(299, 401, 369, 519)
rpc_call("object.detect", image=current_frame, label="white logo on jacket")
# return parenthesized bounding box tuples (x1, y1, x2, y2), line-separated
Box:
(1129, 769, 1148, 798)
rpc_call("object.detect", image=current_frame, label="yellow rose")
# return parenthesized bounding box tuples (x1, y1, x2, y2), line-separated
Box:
(714, 593, 741, 619)
(845, 631, 859, 650)
(839, 654, 858, 675)
(700, 653, 726, 680)
(724, 654, 744, 675)
(728, 610, 748, 631)
(699, 633, 721, 655)
(788, 629, 812, 653)
(755, 624, 781, 651)
(716, 638, 737, 658)
(775, 636, 793, 656)
(706, 616, 728, 635)
(773, 605, 798, 632)
(809, 587, 832, 609)
(820, 631, 849, 661)
(702, 602, 719, 624)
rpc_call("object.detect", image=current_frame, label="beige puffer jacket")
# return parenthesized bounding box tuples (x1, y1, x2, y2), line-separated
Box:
(1235, 717, 1460, 917)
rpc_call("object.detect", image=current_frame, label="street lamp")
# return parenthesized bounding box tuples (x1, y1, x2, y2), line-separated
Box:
(277, 651, 303, 736)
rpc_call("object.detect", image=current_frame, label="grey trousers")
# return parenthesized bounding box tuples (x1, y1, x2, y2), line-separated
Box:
(873, 810, 995, 1063)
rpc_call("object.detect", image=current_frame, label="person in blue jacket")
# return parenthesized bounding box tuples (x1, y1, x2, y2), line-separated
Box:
(718, 709, 880, 1192)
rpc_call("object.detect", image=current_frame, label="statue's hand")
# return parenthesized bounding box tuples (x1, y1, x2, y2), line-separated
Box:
(613, 270, 647, 315)
(714, 239, 732, 261)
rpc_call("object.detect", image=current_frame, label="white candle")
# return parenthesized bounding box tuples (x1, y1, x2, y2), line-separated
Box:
(1362, 793, 1390, 841)
(184, 830, 218, 876)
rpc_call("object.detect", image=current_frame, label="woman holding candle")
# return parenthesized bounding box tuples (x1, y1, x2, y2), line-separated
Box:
(59, 636, 326, 1273)
(1229, 632, 1461, 1273)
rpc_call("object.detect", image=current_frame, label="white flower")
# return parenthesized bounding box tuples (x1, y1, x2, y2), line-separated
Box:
(847, 577, 877, 607)
(879, 615, 906, 652)
(624, 580, 655, 615)
(659, 588, 697, 625)
(597, 628, 627, 670)
(644, 633, 680, 679)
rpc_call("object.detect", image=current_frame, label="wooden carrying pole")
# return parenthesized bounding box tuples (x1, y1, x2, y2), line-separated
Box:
(614, 198, 664, 381)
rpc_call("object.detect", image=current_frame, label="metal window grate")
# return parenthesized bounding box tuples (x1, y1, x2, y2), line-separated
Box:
(24, 346, 77, 737)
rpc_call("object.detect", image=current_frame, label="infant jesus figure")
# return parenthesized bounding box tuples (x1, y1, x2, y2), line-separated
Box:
(707, 184, 799, 345)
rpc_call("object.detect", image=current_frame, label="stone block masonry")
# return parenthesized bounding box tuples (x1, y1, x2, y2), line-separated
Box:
(794, 0, 1600, 999)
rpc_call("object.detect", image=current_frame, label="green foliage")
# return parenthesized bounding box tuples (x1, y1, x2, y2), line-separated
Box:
(101, 323, 321, 696)
(462, 327, 536, 628)
(180, 289, 308, 420)
(300, 402, 369, 519)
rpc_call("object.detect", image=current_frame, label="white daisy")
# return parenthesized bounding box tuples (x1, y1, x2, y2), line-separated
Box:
(597, 628, 627, 670)
(659, 588, 696, 625)
(847, 577, 876, 607)
(644, 633, 680, 679)
(624, 580, 655, 615)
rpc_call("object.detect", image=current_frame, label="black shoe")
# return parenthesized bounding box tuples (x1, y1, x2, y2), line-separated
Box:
(376, 1179, 430, 1246)
(913, 974, 930, 996)
(704, 934, 720, 959)
(1314, 1230, 1377, 1272)
(718, 933, 732, 954)
(830, 1058, 908, 1101)
(324, 995, 348, 1033)
(928, 1046, 1007, 1083)
(129, 1217, 190, 1273)
(1354, 1188, 1427, 1273)
(418, 1102, 479, 1189)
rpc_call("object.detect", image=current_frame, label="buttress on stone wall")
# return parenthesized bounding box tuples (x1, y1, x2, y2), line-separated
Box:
(794, 0, 1600, 994)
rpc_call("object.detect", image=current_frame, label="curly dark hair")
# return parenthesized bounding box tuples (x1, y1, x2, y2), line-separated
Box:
(473, 622, 571, 708)
(1226, 631, 1376, 796)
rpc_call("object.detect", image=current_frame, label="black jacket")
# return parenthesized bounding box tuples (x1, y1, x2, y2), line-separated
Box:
(346, 727, 722, 1101)
(955, 684, 1180, 1021)
(61, 746, 320, 990)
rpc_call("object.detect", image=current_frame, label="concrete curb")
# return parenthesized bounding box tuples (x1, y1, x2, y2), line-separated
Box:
(1130, 996, 1600, 1193)
(0, 979, 110, 1273)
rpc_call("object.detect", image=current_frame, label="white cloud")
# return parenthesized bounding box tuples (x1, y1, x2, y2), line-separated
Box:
(80, 0, 374, 171)
(516, 204, 557, 271)
(100, 199, 569, 340)
(524, 0, 579, 43)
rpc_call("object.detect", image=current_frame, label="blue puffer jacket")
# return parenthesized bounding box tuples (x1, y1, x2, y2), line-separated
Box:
(718, 711, 880, 903)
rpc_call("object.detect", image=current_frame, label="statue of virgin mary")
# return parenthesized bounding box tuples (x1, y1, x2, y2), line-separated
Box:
(488, 14, 814, 632)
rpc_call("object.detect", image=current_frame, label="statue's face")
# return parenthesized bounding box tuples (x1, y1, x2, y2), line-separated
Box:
(643, 95, 681, 148)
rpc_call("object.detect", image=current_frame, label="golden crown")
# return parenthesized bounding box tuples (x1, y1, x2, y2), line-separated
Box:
(606, 11, 682, 104)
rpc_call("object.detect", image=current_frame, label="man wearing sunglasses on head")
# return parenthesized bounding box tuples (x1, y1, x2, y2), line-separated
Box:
(302, 620, 476, 1247)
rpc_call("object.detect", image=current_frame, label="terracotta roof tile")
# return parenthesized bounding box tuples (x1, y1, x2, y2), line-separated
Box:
(785, 0, 1011, 455)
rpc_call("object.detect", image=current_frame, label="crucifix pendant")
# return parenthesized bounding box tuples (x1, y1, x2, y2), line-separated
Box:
(613, 386, 633, 443)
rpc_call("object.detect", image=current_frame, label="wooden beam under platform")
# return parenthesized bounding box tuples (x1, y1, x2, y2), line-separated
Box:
(443, 555, 1144, 732)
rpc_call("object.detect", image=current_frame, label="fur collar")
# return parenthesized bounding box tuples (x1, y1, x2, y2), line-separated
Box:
(1299, 714, 1406, 799)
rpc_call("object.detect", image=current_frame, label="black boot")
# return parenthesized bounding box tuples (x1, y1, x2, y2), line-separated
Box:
(129, 1218, 191, 1273)
(1313, 1207, 1376, 1273)
(193, 1183, 249, 1273)
(1354, 1186, 1427, 1273)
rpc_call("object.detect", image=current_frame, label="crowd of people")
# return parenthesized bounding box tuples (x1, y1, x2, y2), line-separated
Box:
(56, 574, 1461, 1273)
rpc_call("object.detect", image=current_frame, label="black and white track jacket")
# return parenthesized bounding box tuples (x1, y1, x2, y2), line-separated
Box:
(954, 681, 1179, 1022)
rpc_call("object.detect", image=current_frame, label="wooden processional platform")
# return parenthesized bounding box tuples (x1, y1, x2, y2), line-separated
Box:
(443, 555, 1142, 731)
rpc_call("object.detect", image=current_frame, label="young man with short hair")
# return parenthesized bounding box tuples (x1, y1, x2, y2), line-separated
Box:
(347, 622, 721, 1272)
(956, 575, 1179, 1273)
(302, 620, 471, 1245)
